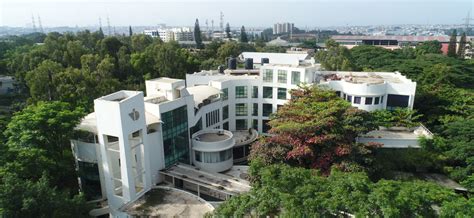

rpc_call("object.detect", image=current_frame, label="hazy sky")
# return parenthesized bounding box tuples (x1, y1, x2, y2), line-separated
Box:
(1, 0, 473, 28)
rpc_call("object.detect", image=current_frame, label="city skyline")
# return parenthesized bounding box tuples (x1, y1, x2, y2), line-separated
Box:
(1, 0, 473, 28)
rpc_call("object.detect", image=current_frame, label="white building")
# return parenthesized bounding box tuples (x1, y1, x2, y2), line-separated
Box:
(143, 27, 194, 42)
(71, 52, 421, 217)
(273, 22, 294, 35)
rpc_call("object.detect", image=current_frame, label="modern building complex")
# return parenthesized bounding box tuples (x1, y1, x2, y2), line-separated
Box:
(71, 52, 423, 217)
(144, 27, 194, 42)
(273, 22, 294, 35)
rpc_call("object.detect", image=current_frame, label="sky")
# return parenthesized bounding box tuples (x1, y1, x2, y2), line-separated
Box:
(0, 0, 473, 28)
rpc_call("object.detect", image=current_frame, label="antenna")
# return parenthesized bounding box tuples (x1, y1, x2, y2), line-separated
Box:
(211, 20, 214, 32)
(99, 17, 103, 29)
(107, 16, 112, 35)
(205, 19, 209, 31)
(219, 11, 224, 31)
(37, 15, 44, 33)
(462, 11, 473, 33)
(31, 14, 37, 32)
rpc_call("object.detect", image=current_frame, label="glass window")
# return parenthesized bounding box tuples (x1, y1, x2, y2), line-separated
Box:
(195, 151, 201, 162)
(235, 103, 247, 116)
(235, 86, 247, 98)
(252, 103, 258, 116)
(263, 69, 273, 82)
(161, 106, 189, 167)
(263, 103, 273, 117)
(291, 71, 301, 85)
(262, 120, 271, 133)
(223, 122, 229, 130)
(252, 119, 258, 130)
(263, 86, 273, 99)
(278, 70, 287, 83)
(374, 97, 380, 105)
(354, 97, 361, 104)
(223, 105, 229, 120)
(236, 119, 248, 130)
(335, 91, 341, 97)
(278, 88, 287, 100)
(252, 86, 258, 98)
(347, 95, 352, 103)
(381, 96, 384, 103)
(222, 88, 228, 100)
(365, 97, 373, 105)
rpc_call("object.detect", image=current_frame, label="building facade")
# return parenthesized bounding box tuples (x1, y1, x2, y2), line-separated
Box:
(143, 27, 194, 42)
(71, 52, 418, 217)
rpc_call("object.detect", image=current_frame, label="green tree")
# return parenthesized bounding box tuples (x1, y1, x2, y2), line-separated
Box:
(194, 19, 204, 49)
(447, 30, 457, 57)
(315, 39, 355, 71)
(457, 32, 467, 58)
(225, 22, 231, 39)
(131, 34, 154, 52)
(129, 25, 133, 36)
(250, 85, 378, 173)
(416, 40, 442, 56)
(240, 25, 248, 43)
(25, 60, 64, 102)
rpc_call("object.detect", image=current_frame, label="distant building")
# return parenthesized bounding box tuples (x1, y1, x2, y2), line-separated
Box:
(331, 35, 474, 55)
(143, 27, 194, 42)
(0, 76, 15, 95)
(273, 22, 294, 35)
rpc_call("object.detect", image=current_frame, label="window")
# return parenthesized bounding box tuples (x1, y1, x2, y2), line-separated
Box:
(291, 71, 301, 85)
(235, 86, 247, 98)
(387, 94, 409, 110)
(195, 151, 201, 162)
(262, 120, 271, 133)
(381, 96, 384, 104)
(236, 119, 248, 130)
(263, 87, 273, 99)
(354, 96, 361, 104)
(374, 97, 380, 105)
(223, 105, 229, 120)
(347, 95, 352, 103)
(252, 86, 258, 98)
(222, 88, 228, 100)
(365, 97, 373, 105)
(223, 122, 229, 130)
(161, 106, 189, 167)
(263, 69, 273, 82)
(263, 103, 273, 117)
(252, 119, 258, 130)
(343, 93, 346, 99)
(252, 103, 258, 116)
(201, 149, 232, 163)
(235, 103, 247, 116)
(278, 88, 287, 100)
(278, 70, 287, 83)
(335, 91, 341, 97)
(206, 109, 220, 127)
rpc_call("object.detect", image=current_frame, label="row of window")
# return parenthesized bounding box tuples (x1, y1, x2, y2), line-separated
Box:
(263, 69, 301, 85)
(234, 103, 277, 117)
(205, 109, 220, 127)
(337, 92, 385, 106)
(195, 149, 233, 163)
(222, 86, 288, 100)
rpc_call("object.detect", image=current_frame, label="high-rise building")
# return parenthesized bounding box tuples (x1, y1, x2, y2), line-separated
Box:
(273, 22, 294, 34)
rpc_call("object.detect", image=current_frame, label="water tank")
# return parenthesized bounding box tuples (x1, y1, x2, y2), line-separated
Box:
(218, 65, 225, 74)
(228, 57, 237, 70)
(244, 58, 253, 70)
(261, 58, 269, 65)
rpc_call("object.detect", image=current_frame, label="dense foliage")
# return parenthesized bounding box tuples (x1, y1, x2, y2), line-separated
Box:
(214, 161, 473, 217)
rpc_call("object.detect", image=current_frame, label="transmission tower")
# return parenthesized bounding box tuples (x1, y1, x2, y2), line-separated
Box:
(463, 11, 473, 34)
(211, 20, 214, 32)
(219, 11, 224, 31)
(31, 14, 37, 32)
(37, 15, 44, 33)
(107, 16, 112, 35)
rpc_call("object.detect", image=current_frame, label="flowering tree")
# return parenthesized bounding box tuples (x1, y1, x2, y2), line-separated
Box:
(250, 85, 379, 173)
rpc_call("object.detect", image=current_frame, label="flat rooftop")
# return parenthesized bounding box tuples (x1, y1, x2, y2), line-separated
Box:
(124, 187, 213, 217)
(161, 164, 251, 195)
(360, 126, 432, 140)
(196, 132, 231, 142)
(147, 77, 183, 84)
(321, 71, 409, 84)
